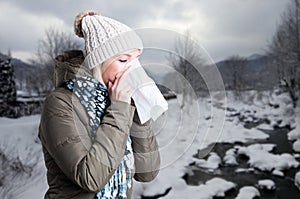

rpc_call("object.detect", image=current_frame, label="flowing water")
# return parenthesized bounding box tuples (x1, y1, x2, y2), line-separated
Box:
(183, 125, 300, 198)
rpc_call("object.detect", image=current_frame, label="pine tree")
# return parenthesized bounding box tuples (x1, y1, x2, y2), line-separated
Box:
(0, 58, 17, 102)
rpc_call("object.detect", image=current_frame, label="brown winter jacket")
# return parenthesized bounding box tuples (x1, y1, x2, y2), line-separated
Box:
(38, 50, 160, 199)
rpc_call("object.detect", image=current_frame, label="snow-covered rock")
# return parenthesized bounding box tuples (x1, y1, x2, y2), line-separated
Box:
(205, 178, 236, 197)
(236, 186, 260, 199)
(288, 128, 300, 141)
(235, 168, 255, 173)
(272, 169, 284, 177)
(293, 139, 300, 152)
(288, 107, 300, 152)
(295, 172, 300, 190)
(294, 153, 300, 158)
(223, 148, 238, 166)
(237, 144, 299, 171)
(257, 179, 276, 190)
(194, 152, 221, 170)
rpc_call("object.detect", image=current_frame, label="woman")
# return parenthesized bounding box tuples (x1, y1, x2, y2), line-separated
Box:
(38, 11, 160, 199)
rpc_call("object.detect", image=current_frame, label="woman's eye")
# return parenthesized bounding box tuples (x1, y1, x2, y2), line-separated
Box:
(119, 59, 127, 63)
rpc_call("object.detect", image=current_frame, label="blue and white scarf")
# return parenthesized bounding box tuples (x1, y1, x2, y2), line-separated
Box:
(63, 76, 134, 198)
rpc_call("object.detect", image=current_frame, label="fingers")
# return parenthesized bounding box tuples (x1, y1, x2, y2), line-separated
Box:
(108, 81, 113, 91)
(108, 66, 131, 103)
(115, 66, 130, 79)
(113, 67, 130, 88)
(107, 81, 113, 97)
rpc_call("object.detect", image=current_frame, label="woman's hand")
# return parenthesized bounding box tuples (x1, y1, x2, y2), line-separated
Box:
(107, 67, 132, 104)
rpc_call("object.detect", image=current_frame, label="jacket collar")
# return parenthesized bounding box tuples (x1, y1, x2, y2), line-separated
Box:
(54, 50, 93, 88)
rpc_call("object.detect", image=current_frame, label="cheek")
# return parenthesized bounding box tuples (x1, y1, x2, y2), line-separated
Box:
(106, 64, 125, 79)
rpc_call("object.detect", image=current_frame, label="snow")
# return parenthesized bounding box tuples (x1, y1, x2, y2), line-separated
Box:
(235, 168, 255, 173)
(204, 178, 236, 197)
(0, 89, 299, 198)
(295, 171, 300, 190)
(143, 177, 235, 199)
(236, 186, 260, 199)
(223, 148, 238, 166)
(225, 90, 295, 129)
(257, 179, 276, 190)
(0, 115, 42, 163)
(256, 123, 274, 130)
(236, 144, 299, 172)
(0, 115, 47, 199)
(293, 140, 300, 152)
(16, 90, 45, 102)
(287, 107, 300, 152)
(294, 153, 300, 158)
(134, 90, 296, 198)
(288, 128, 300, 141)
(217, 123, 269, 144)
(194, 152, 221, 170)
(272, 169, 284, 177)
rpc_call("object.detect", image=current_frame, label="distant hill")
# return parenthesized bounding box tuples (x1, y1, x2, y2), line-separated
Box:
(246, 53, 264, 61)
(215, 54, 277, 90)
(161, 53, 278, 94)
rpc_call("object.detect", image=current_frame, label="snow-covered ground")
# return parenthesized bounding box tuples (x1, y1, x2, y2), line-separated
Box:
(0, 89, 299, 198)
(0, 115, 47, 199)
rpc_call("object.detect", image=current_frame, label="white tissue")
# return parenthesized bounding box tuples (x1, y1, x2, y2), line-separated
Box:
(133, 83, 168, 124)
(120, 58, 168, 124)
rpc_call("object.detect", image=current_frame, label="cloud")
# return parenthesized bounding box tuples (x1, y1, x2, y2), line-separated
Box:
(0, 0, 291, 62)
(0, 1, 68, 52)
(188, 0, 290, 60)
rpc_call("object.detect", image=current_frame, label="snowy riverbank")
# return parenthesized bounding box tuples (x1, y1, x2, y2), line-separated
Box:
(0, 90, 299, 198)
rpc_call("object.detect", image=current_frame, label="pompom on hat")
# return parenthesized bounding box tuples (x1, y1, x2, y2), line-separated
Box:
(74, 10, 143, 70)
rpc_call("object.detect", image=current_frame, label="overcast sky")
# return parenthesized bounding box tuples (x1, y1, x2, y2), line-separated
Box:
(0, 0, 290, 63)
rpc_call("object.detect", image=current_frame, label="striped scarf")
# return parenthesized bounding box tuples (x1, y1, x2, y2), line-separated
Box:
(63, 76, 134, 198)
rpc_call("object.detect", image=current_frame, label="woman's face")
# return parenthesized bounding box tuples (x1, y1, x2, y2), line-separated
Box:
(101, 49, 141, 86)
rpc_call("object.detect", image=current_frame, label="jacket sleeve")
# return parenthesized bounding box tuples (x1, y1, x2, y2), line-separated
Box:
(39, 92, 135, 192)
(130, 108, 161, 182)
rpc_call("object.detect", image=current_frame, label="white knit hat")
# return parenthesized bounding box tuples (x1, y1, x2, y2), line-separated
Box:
(74, 11, 143, 70)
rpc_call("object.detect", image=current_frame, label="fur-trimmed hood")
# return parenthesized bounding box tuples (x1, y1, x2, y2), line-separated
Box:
(53, 50, 92, 88)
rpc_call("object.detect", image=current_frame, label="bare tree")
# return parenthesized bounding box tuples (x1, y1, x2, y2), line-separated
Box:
(28, 27, 82, 95)
(268, 0, 300, 107)
(167, 30, 206, 109)
(224, 55, 247, 100)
